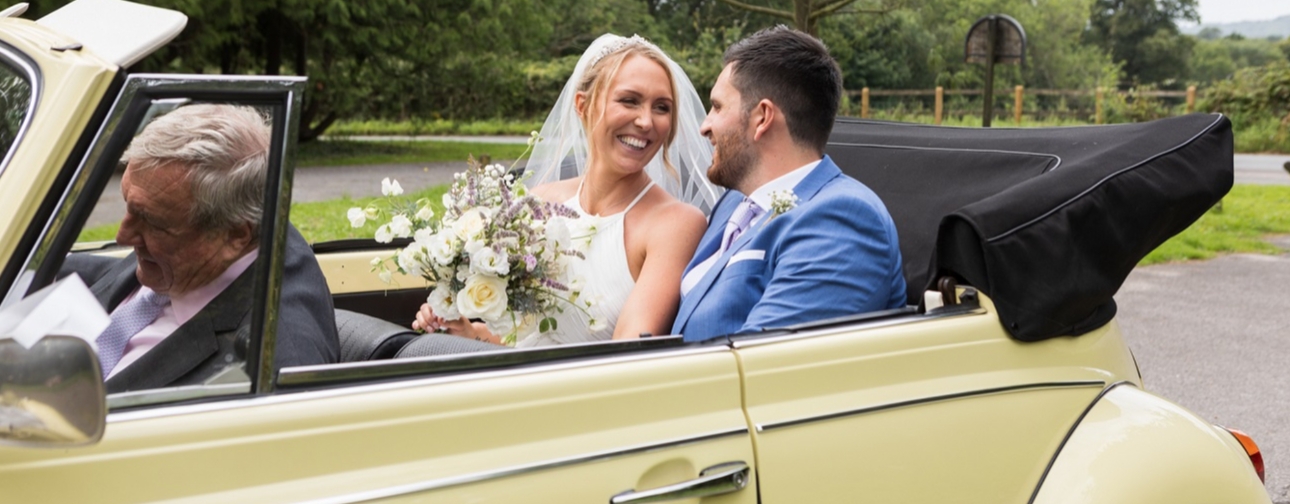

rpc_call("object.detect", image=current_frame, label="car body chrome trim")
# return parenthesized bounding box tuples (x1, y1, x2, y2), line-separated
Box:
(0, 40, 41, 178)
(106, 345, 731, 423)
(277, 336, 689, 387)
(755, 380, 1106, 433)
(107, 382, 249, 409)
(297, 427, 750, 504)
(730, 305, 987, 349)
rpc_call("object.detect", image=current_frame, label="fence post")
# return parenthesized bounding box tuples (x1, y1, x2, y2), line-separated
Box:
(1014, 85, 1024, 125)
(1186, 85, 1197, 114)
(861, 87, 870, 119)
(935, 86, 943, 125)
(1095, 88, 1104, 125)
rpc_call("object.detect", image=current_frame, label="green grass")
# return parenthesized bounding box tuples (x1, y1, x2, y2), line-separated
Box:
(77, 184, 453, 244)
(291, 185, 451, 243)
(1141, 184, 1290, 265)
(297, 140, 528, 167)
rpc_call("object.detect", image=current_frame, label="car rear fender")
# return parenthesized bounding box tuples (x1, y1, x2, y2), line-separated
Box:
(1032, 384, 1269, 504)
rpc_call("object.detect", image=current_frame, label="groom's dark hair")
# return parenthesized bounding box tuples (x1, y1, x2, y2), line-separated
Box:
(723, 25, 841, 153)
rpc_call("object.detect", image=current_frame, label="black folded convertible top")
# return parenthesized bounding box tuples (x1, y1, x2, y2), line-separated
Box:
(826, 114, 1233, 341)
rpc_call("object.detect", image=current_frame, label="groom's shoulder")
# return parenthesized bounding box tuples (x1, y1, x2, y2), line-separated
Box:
(811, 171, 893, 219)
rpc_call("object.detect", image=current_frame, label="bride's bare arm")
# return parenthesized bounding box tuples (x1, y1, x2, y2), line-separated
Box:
(611, 200, 706, 339)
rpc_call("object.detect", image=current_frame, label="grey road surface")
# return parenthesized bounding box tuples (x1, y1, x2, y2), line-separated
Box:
(1115, 236, 1290, 502)
(1235, 154, 1290, 185)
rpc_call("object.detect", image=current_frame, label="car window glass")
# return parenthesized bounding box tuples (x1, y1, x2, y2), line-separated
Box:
(0, 58, 33, 170)
(65, 102, 281, 406)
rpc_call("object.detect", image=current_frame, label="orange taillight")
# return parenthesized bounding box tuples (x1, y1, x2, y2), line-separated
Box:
(1225, 428, 1265, 483)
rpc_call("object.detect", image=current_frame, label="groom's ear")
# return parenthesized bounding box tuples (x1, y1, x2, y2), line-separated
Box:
(751, 99, 776, 142)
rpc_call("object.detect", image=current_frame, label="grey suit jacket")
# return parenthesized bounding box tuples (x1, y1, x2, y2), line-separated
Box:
(61, 226, 339, 393)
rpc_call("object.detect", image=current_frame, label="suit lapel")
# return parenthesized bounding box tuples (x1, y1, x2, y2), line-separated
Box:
(681, 190, 742, 277)
(672, 157, 843, 334)
(675, 191, 743, 331)
(105, 265, 256, 393)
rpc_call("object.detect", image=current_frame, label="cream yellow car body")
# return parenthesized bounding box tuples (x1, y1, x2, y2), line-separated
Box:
(0, 4, 1270, 503)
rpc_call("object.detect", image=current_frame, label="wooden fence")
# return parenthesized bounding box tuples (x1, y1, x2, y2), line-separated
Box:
(848, 86, 1200, 125)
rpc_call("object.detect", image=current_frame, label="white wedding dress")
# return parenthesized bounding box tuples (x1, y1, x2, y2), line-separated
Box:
(515, 181, 654, 347)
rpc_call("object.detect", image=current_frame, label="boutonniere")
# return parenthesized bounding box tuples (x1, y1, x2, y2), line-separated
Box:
(768, 189, 799, 220)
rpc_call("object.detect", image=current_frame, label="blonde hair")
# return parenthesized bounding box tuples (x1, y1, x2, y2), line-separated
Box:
(576, 43, 680, 182)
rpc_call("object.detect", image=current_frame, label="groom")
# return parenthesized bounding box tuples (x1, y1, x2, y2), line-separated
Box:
(672, 26, 907, 342)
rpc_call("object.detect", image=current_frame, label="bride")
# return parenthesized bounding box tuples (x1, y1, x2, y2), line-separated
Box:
(412, 34, 719, 346)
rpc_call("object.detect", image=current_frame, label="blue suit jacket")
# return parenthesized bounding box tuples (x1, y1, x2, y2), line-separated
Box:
(672, 155, 907, 342)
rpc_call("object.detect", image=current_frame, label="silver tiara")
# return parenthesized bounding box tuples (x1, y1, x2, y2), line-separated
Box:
(587, 34, 661, 67)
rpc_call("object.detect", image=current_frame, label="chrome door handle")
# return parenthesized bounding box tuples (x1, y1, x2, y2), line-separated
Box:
(610, 461, 750, 503)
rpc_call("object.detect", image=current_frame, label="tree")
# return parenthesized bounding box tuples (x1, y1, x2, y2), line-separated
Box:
(1084, 0, 1199, 86)
(713, 0, 902, 36)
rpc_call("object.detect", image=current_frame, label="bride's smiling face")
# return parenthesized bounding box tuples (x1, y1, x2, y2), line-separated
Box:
(578, 54, 675, 174)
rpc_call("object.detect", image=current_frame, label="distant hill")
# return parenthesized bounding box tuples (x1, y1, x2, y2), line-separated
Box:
(1183, 14, 1290, 39)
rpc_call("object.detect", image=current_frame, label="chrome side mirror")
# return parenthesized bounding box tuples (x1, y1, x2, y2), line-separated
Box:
(0, 335, 106, 446)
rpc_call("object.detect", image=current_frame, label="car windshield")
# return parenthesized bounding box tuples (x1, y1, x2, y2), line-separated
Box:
(0, 54, 32, 173)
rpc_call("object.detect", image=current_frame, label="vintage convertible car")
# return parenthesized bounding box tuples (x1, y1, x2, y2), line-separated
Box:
(0, 1, 1272, 502)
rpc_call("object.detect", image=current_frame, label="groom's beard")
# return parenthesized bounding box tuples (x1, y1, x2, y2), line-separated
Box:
(707, 126, 756, 191)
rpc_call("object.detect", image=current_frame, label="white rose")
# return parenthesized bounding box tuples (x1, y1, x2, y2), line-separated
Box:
(398, 244, 426, 277)
(456, 274, 508, 322)
(470, 246, 511, 276)
(427, 232, 458, 266)
(390, 214, 414, 238)
(374, 224, 394, 243)
(452, 208, 491, 241)
(382, 177, 404, 196)
(414, 227, 435, 245)
(347, 207, 367, 228)
(426, 285, 460, 320)
(464, 238, 486, 255)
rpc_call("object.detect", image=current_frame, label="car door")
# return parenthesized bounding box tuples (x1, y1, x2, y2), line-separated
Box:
(731, 300, 1140, 503)
(0, 68, 757, 503)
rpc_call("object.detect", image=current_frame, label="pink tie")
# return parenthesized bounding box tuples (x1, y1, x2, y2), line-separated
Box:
(96, 289, 169, 379)
(721, 198, 764, 254)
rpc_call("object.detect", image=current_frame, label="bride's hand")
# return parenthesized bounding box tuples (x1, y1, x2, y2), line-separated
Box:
(412, 303, 497, 343)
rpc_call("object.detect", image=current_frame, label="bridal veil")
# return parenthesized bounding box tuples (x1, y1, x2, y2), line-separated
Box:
(525, 34, 721, 212)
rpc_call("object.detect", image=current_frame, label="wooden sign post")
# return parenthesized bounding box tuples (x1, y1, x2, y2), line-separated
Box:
(965, 14, 1026, 127)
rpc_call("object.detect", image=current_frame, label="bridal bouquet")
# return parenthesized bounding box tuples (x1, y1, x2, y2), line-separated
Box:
(348, 138, 595, 345)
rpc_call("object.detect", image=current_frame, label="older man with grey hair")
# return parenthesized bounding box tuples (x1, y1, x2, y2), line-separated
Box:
(62, 104, 339, 392)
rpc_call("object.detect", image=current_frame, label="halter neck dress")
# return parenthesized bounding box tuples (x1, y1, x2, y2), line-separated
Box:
(515, 180, 654, 347)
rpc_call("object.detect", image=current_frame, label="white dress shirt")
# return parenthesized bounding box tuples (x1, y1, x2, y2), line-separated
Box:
(107, 249, 259, 379)
(681, 159, 822, 295)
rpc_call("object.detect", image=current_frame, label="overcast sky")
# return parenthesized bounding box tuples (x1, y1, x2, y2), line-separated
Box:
(1194, 0, 1290, 25)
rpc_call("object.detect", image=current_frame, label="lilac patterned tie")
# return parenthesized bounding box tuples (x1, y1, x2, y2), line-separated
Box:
(96, 289, 169, 379)
(720, 198, 764, 254)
